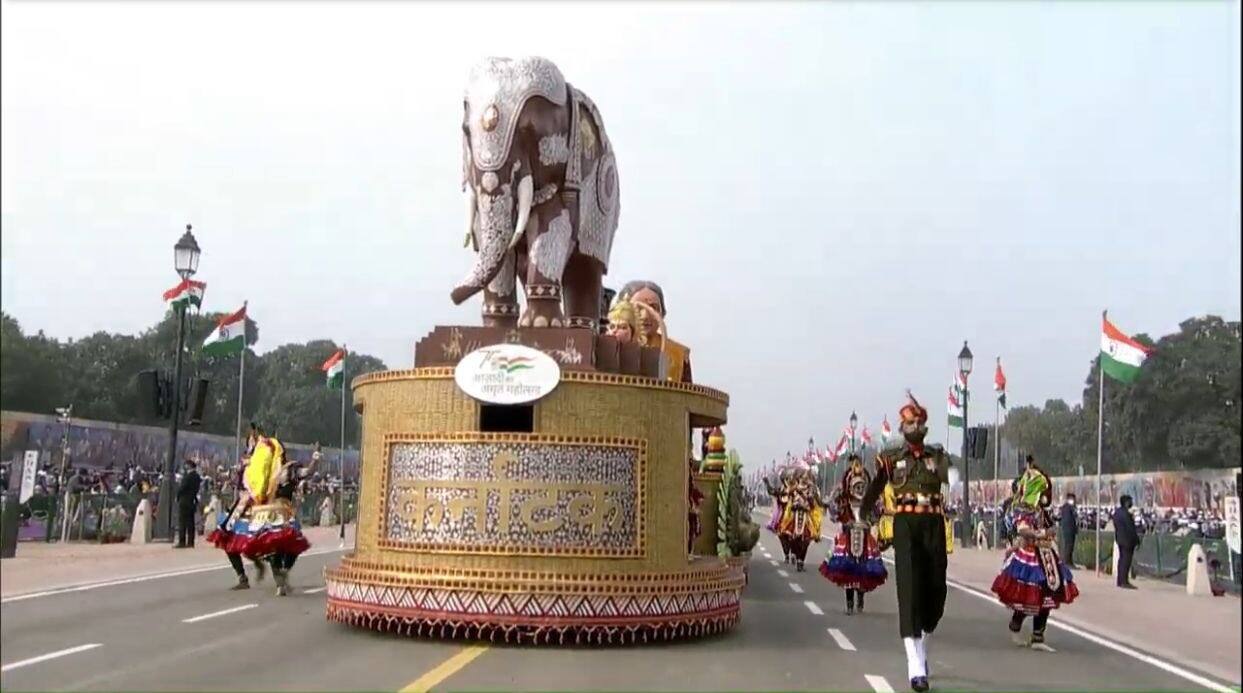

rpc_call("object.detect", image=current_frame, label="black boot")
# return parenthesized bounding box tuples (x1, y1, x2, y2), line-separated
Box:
(910, 676, 929, 692)
(230, 575, 250, 591)
(845, 590, 855, 615)
(857, 591, 865, 613)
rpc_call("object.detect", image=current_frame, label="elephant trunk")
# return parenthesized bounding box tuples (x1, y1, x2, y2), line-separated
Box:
(462, 185, 478, 250)
(450, 175, 533, 305)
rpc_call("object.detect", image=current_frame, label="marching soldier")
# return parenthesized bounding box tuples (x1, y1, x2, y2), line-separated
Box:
(861, 393, 949, 693)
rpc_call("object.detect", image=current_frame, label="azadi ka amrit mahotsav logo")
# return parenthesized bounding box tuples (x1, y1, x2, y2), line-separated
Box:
(454, 345, 561, 404)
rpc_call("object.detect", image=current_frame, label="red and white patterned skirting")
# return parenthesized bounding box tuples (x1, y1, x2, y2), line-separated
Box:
(324, 561, 745, 645)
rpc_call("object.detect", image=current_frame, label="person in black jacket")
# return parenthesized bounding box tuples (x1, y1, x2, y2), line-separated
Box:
(1112, 494, 1139, 589)
(1058, 493, 1079, 568)
(175, 460, 201, 549)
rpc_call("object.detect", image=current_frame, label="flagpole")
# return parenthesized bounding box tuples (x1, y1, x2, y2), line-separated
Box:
(993, 359, 1001, 550)
(339, 345, 347, 543)
(234, 301, 247, 470)
(1095, 311, 1107, 577)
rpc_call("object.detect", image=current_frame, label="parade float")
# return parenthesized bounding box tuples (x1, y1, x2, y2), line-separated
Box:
(324, 56, 758, 645)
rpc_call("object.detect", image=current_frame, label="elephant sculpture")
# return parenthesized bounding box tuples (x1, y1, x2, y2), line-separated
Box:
(452, 56, 621, 329)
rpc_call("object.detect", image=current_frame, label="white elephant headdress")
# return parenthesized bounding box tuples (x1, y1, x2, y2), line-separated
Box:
(464, 56, 568, 173)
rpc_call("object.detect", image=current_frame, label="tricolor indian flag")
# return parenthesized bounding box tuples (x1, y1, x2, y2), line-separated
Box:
(880, 416, 892, 443)
(994, 357, 1008, 409)
(948, 385, 964, 428)
(322, 348, 346, 389)
(163, 278, 205, 309)
(1101, 315, 1153, 383)
(202, 305, 247, 356)
(834, 433, 850, 458)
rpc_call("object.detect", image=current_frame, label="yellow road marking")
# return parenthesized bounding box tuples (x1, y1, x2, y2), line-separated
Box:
(399, 645, 488, 693)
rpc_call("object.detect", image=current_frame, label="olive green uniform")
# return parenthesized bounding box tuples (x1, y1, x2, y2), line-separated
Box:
(862, 443, 949, 639)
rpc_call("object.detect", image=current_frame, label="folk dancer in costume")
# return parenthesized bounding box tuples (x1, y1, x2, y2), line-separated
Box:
(262, 443, 317, 595)
(820, 454, 888, 614)
(860, 393, 949, 693)
(208, 427, 267, 590)
(208, 423, 308, 595)
(776, 463, 827, 572)
(991, 457, 1077, 650)
(876, 482, 897, 552)
(762, 467, 794, 563)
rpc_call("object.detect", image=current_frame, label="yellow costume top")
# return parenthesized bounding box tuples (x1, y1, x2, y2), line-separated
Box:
(244, 437, 283, 503)
(878, 484, 896, 544)
(777, 478, 824, 539)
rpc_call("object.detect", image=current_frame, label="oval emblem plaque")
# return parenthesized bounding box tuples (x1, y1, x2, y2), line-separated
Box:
(454, 343, 561, 405)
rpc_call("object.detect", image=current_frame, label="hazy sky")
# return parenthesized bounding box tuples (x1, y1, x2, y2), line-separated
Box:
(2, 1, 1239, 465)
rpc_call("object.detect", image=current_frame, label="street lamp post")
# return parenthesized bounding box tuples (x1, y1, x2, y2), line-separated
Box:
(958, 341, 974, 548)
(55, 406, 72, 542)
(155, 225, 201, 541)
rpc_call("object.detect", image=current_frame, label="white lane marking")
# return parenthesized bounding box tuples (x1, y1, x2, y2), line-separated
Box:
(1, 643, 102, 673)
(828, 627, 857, 651)
(778, 569, 790, 578)
(768, 560, 779, 567)
(181, 603, 259, 623)
(303, 586, 326, 594)
(803, 601, 824, 615)
(789, 582, 804, 594)
(864, 674, 894, 693)
(882, 557, 1235, 693)
(1, 546, 348, 604)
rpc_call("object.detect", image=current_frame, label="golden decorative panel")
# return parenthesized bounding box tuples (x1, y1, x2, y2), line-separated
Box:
(378, 433, 646, 558)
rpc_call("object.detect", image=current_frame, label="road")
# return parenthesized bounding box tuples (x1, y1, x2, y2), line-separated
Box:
(0, 529, 1233, 692)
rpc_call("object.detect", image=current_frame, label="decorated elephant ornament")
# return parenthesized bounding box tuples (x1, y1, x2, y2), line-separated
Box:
(453, 56, 621, 329)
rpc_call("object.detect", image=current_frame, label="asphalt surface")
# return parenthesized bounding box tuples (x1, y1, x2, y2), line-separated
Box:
(0, 528, 1232, 692)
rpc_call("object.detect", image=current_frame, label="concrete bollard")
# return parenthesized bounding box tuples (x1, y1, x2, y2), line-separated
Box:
(1186, 544, 1213, 596)
(1112, 542, 1121, 578)
(130, 499, 152, 544)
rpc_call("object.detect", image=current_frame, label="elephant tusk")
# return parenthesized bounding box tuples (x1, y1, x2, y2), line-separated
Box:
(508, 175, 533, 252)
(463, 185, 478, 250)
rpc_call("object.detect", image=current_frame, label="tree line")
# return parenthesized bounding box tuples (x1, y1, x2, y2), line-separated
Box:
(975, 315, 1241, 478)
(1, 309, 388, 447)
(3, 311, 1238, 472)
